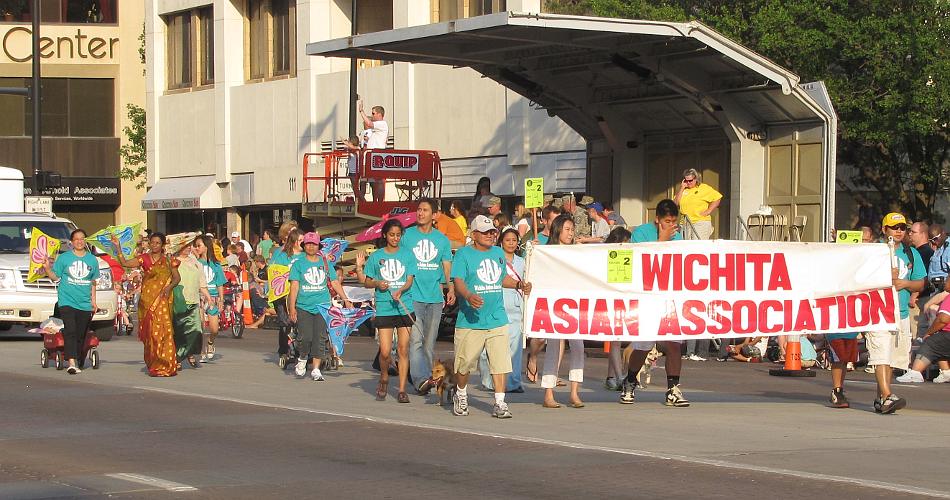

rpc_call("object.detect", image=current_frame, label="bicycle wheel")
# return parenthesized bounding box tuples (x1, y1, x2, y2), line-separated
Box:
(231, 314, 245, 338)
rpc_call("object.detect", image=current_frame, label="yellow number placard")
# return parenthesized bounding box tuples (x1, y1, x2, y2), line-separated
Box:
(835, 230, 863, 244)
(607, 249, 633, 283)
(524, 177, 544, 209)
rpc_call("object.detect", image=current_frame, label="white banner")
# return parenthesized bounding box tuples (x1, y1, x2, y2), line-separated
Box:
(523, 240, 899, 341)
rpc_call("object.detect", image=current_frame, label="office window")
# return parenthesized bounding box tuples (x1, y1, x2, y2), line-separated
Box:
(272, 0, 291, 75)
(198, 7, 215, 85)
(164, 7, 215, 91)
(0, 78, 114, 138)
(245, 0, 296, 81)
(165, 11, 193, 90)
(16, 0, 118, 24)
(432, 0, 504, 22)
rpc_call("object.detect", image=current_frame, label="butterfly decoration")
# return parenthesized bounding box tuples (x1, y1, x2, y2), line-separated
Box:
(319, 304, 373, 356)
(88, 223, 142, 259)
(27, 227, 61, 283)
(267, 264, 291, 302)
(319, 238, 348, 264)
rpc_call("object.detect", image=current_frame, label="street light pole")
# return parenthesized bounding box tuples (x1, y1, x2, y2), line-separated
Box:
(348, 0, 358, 138)
(31, 0, 41, 194)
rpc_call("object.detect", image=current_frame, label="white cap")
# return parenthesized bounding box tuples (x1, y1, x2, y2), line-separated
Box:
(471, 215, 496, 233)
(231, 231, 240, 238)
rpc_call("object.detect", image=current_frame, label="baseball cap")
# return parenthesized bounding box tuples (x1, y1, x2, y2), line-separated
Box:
(588, 202, 604, 213)
(231, 231, 240, 238)
(487, 196, 502, 207)
(471, 215, 496, 233)
(301, 232, 321, 246)
(882, 212, 907, 227)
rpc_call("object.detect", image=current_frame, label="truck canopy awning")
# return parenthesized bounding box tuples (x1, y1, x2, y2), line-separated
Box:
(306, 12, 829, 139)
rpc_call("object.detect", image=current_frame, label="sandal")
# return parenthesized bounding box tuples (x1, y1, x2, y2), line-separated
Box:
(542, 401, 562, 409)
(187, 356, 199, 368)
(375, 381, 388, 401)
(397, 392, 410, 404)
(556, 379, 567, 387)
(525, 364, 538, 384)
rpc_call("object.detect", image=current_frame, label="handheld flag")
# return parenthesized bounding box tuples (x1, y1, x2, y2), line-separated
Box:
(317, 304, 373, 356)
(88, 223, 142, 259)
(267, 264, 291, 302)
(27, 227, 61, 283)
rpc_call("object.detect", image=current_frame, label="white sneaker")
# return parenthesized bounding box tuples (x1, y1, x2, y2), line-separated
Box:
(688, 354, 706, 362)
(311, 368, 325, 381)
(896, 370, 925, 383)
(933, 370, 950, 384)
(199, 354, 209, 363)
(294, 359, 307, 377)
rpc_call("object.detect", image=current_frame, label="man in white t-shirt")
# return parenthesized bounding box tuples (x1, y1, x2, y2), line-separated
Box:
(358, 101, 388, 201)
(230, 231, 252, 255)
(359, 102, 389, 149)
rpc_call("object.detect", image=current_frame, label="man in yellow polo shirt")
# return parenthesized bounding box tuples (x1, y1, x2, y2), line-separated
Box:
(674, 168, 722, 239)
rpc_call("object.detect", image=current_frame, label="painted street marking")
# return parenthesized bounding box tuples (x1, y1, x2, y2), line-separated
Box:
(105, 473, 197, 492)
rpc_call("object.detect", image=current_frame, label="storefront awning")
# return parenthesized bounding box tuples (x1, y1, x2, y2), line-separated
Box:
(141, 176, 221, 211)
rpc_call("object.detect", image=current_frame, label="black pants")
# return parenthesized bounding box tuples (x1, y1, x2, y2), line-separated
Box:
(274, 297, 290, 356)
(59, 305, 92, 361)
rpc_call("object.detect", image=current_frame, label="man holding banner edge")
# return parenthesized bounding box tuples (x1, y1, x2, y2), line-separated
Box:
(621, 199, 690, 407)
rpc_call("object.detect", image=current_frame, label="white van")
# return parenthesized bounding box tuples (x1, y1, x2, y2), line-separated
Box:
(0, 212, 119, 340)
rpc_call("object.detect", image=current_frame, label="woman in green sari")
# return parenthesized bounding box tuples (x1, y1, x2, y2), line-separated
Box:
(172, 238, 212, 368)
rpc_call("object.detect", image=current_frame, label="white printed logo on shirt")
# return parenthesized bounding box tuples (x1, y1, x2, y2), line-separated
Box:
(476, 259, 502, 285)
(203, 265, 215, 285)
(67, 260, 91, 282)
(413, 239, 439, 267)
(303, 267, 327, 288)
(379, 259, 406, 283)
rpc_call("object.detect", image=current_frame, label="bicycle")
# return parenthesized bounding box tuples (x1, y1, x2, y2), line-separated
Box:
(218, 283, 245, 339)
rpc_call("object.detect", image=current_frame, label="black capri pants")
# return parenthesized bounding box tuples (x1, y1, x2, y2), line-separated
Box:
(58, 305, 93, 361)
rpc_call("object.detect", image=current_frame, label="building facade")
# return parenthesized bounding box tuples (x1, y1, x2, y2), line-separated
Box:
(144, 0, 587, 239)
(0, 0, 146, 230)
(146, 1, 840, 243)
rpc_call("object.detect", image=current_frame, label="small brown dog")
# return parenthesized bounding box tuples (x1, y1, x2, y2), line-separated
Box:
(431, 358, 455, 405)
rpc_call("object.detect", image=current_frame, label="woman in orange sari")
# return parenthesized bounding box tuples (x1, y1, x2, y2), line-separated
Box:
(112, 232, 181, 377)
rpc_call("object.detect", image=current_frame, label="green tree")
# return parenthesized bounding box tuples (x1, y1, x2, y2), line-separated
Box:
(118, 103, 146, 189)
(119, 23, 147, 189)
(545, 0, 950, 223)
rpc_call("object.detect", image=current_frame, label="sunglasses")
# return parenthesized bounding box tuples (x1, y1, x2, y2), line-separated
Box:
(683, 178, 696, 183)
(886, 224, 908, 231)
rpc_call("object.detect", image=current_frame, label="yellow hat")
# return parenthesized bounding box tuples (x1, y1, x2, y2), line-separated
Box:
(882, 212, 907, 227)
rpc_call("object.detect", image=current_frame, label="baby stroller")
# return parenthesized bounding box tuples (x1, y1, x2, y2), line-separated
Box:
(34, 317, 101, 370)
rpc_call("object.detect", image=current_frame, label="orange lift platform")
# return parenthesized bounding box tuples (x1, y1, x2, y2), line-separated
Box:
(301, 148, 443, 220)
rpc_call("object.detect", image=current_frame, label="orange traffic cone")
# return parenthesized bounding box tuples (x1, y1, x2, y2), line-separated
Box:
(241, 266, 253, 326)
(769, 335, 816, 377)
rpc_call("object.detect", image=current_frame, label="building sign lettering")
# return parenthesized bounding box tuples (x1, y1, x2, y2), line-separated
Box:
(23, 177, 121, 206)
(2, 27, 119, 63)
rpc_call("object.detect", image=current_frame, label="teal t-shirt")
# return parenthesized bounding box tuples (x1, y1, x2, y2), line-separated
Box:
(53, 251, 101, 312)
(270, 249, 299, 267)
(894, 244, 926, 319)
(451, 245, 508, 329)
(201, 260, 227, 297)
(537, 233, 549, 245)
(826, 332, 860, 340)
(289, 256, 337, 314)
(631, 223, 683, 243)
(401, 226, 452, 304)
(365, 247, 417, 317)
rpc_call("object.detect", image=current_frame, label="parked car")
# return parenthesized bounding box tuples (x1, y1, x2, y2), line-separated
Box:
(0, 212, 119, 340)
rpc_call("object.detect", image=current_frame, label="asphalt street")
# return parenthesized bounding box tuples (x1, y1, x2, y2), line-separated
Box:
(1, 325, 948, 499)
